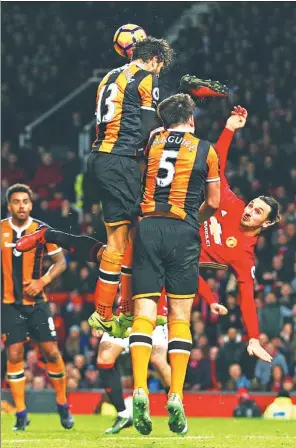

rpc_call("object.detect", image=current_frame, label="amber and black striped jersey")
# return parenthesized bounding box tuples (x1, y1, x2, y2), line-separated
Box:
(141, 129, 220, 229)
(1, 218, 61, 305)
(92, 63, 159, 156)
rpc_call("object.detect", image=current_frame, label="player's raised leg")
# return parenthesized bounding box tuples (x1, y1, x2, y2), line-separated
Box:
(179, 74, 229, 99)
(97, 334, 133, 434)
(16, 226, 105, 263)
(88, 222, 130, 336)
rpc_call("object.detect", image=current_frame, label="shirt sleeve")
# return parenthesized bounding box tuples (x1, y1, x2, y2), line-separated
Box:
(213, 128, 234, 181)
(138, 74, 159, 110)
(231, 258, 259, 339)
(206, 145, 220, 182)
(46, 243, 62, 256)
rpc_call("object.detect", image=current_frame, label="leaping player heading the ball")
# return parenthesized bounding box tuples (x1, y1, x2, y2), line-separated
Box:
(16, 24, 229, 340)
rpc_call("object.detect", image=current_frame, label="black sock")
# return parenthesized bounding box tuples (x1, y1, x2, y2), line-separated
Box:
(98, 366, 126, 413)
(45, 229, 103, 263)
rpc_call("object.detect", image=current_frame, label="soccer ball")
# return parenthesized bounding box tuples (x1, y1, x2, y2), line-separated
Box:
(113, 24, 147, 58)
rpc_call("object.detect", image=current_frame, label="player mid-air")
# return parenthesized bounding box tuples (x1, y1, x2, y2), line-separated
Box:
(85, 25, 229, 338)
(16, 25, 229, 341)
(197, 105, 280, 363)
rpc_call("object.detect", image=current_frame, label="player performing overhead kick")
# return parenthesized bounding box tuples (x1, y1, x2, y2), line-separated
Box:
(197, 106, 280, 363)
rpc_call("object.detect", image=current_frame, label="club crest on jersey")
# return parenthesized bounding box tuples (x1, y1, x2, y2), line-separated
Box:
(226, 237, 237, 248)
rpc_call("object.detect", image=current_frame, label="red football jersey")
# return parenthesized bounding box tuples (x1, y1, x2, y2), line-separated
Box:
(199, 128, 259, 339)
(200, 183, 257, 283)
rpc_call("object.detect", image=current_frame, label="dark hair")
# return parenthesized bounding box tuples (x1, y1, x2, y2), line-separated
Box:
(132, 36, 173, 68)
(258, 196, 281, 224)
(277, 389, 290, 399)
(157, 93, 196, 128)
(6, 183, 33, 203)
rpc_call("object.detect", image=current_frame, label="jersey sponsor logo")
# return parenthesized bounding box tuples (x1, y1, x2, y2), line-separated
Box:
(226, 236, 237, 248)
(203, 221, 211, 247)
(3, 233, 10, 237)
(4, 242, 16, 248)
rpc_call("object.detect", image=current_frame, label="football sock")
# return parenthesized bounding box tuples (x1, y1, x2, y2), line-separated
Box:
(95, 251, 122, 319)
(197, 275, 216, 305)
(45, 229, 103, 263)
(7, 361, 26, 412)
(168, 320, 192, 400)
(97, 363, 126, 413)
(120, 240, 133, 315)
(47, 356, 67, 405)
(130, 316, 155, 395)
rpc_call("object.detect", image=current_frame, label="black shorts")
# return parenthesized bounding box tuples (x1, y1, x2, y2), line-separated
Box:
(1, 302, 57, 347)
(132, 217, 200, 300)
(86, 151, 141, 226)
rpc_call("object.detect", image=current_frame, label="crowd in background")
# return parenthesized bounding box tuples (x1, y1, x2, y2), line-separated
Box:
(1, 2, 296, 394)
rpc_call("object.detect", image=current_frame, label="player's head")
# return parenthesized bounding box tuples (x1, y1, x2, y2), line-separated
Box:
(157, 93, 195, 130)
(6, 183, 33, 224)
(240, 196, 281, 231)
(131, 36, 173, 76)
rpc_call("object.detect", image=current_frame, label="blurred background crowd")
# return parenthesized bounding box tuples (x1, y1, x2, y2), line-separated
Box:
(1, 2, 296, 395)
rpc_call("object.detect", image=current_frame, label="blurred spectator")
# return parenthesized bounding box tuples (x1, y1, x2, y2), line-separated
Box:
(254, 342, 288, 390)
(268, 365, 285, 392)
(32, 376, 46, 391)
(226, 364, 251, 391)
(219, 293, 243, 334)
(64, 325, 81, 362)
(260, 292, 292, 338)
(233, 388, 261, 418)
(185, 348, 211, 390)
(216, 328, 245, 386)
(79, 365, 100, 389)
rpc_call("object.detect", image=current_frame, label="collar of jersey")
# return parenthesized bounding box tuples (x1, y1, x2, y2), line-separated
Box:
(130, 61, 146, 71)
(167, 127, 193, 134)
(9, 216, 33, 236)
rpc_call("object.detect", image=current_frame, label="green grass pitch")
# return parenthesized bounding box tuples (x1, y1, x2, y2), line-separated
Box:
(2, 414, 296, 448)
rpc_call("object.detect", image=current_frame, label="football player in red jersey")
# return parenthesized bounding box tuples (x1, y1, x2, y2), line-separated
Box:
(197, 106, 280, 363)
(96, 290, 169, 434)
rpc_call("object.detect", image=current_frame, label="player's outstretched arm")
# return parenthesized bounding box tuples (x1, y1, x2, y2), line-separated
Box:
(237, 282, 272, 363)
(215, 106, 248, 178)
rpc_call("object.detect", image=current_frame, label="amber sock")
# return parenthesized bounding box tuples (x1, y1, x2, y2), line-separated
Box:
(120, 240, 133, 315)
(130, 316, 155, 395)
(7, 361, 26, 412)
(95, 251, 123, 319)
(47, 356, 67, 405)
(168, 320, 192, 400)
